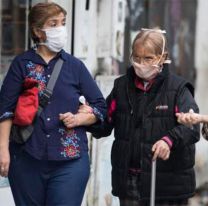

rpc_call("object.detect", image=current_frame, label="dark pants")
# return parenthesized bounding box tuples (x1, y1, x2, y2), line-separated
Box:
(8, 148, 90, 206)
(119, 173, 188, 206)
(119, 199, 188, 206)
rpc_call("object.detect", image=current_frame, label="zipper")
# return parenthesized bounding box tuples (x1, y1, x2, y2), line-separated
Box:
(126, 83, 133, 115)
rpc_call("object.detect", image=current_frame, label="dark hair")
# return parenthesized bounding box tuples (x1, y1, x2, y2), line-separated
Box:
(29, 2, 67, 43)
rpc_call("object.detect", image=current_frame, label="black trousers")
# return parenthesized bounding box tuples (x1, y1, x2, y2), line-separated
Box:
(119, 199, 188, 206)
(119, 173, 188, 206)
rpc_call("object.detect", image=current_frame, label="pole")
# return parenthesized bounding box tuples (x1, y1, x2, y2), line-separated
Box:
(86, 0, 90, 10)
(71, 0, 75, 55)
(150, 160, 156, 206)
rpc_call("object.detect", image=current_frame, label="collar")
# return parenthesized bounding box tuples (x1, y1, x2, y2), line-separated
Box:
(127, 65, 169, 92)
(21, 48, 67, 65)
(134, 77, 155, 92)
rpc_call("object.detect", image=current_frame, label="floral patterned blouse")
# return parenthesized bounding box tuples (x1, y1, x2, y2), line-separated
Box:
(0, 49, 106, 160)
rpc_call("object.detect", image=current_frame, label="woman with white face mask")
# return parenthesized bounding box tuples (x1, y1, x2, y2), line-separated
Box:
(0, 2, 106, 205)
(79, 28, 200, 206)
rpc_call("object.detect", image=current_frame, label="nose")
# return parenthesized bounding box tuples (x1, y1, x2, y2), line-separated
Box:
(139, 58, 147, 64)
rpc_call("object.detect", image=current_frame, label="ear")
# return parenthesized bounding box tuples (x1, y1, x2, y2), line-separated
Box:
(159, 52, 168, 65)
(33, 27, 46, 42)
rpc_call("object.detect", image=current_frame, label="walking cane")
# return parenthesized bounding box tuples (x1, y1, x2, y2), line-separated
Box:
(150, 160, 156, 206)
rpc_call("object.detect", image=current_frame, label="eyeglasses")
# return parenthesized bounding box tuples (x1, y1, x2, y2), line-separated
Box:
(131, 55, 157, 65)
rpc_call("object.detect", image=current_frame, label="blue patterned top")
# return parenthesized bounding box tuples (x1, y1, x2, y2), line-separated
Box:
(0, 49, 106, 160)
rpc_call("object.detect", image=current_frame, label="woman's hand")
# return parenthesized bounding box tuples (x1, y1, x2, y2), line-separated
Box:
(59, 112, 79, 129)
(78, 104, 93, 114)
(176, 109, 202, 125)
(0, 119, 12, 177)
(0, 146, 10, 177)
(152, 140, 170, 161)
(59, 109, 97, 128)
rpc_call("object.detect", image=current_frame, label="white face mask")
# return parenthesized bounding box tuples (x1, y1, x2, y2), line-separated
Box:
(132, 60, 161, 81)
(39, 26, 67, 52)
(131, 30, 171, 80)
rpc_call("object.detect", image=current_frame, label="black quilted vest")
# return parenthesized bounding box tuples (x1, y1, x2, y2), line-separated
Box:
(111, 66, 197, 200)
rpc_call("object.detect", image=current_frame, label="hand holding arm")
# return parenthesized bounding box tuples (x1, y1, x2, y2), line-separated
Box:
(59, 111, 97, 129)
(176, 111, 208, 125)
(78, 104, 93, 114)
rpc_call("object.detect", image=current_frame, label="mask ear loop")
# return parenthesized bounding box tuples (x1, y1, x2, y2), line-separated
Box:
(129, 53, 135, 65)
(153, 34, 172, 72)
(141, 28, 172, 66)
(141, 28, 166, 34)
(155, 35, 165, 66)
(35, 28, 47, 46)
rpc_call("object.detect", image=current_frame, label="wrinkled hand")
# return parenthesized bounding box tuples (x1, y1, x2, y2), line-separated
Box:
(59, 112, 79, 129)
(0, 147, 10, 177)
(176, 109, 201, 126)
(152, 140, 170, 161)
(78, 105, 93, 114)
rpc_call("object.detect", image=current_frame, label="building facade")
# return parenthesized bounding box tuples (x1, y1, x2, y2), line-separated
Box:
(1, 0, 208, 205)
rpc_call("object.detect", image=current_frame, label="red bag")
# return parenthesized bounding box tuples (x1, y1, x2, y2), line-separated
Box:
(13, 78, 39, 126)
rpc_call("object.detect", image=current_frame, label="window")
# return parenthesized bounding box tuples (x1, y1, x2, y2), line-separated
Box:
(0, 0, 29, 86)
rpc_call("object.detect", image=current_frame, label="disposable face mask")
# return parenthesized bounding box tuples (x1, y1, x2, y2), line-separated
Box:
(131, 29, 171, 80)
(39, 26, 67, 52)
(132, 60, 161, 81)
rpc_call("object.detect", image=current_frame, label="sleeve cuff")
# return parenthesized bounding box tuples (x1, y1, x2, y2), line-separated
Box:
(92, 107, 104, 122)
(0, 112, 14, 122)
(161, 136, 173, 149)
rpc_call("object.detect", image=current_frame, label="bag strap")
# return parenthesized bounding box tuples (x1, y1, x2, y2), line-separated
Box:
(38, 58, 64, 114)
(46, 58, 64, 92)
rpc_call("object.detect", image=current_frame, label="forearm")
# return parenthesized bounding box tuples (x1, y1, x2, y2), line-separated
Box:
(0, 119, 12, 149)
(75, 113, 97, 126)
(200, 114, 208, 123)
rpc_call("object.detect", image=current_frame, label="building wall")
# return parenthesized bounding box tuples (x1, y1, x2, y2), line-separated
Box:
(194, 0, 208, 187)
(1, 0, 208, 205)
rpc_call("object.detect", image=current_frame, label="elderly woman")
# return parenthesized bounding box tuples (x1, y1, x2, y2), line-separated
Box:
(80, 28, 200, 206)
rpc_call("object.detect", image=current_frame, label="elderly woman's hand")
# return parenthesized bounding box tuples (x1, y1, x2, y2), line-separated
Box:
(152, 140, 170, 161)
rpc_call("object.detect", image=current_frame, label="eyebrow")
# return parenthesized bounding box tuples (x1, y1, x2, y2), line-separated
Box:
(48, 17, 66, 21)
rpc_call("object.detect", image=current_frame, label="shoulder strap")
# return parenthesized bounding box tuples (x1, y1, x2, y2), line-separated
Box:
(38, 58, 64, 113)
(46, 58, 64, 92)
(18, 58, 64, 142)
